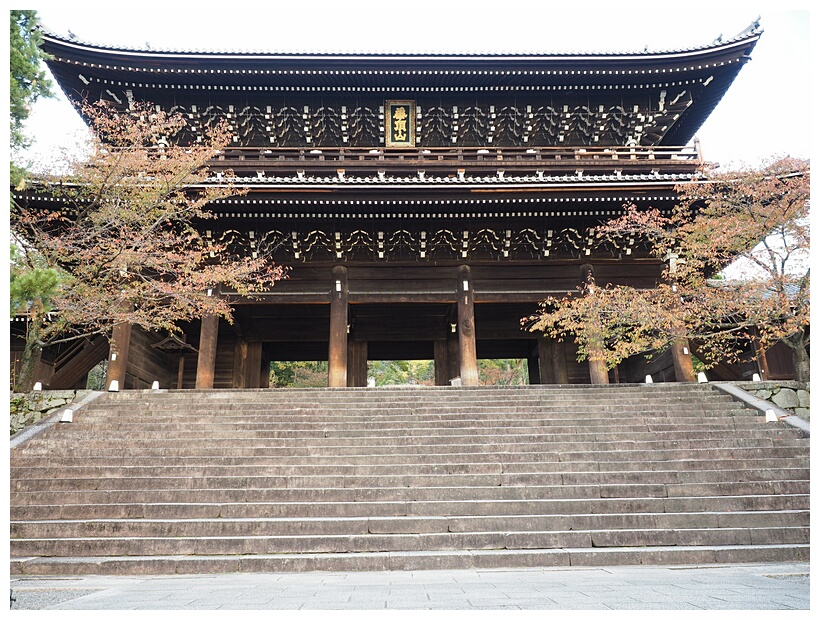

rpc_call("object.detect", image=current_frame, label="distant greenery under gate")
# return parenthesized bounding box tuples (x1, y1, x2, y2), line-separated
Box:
(269, 359, 528, 388)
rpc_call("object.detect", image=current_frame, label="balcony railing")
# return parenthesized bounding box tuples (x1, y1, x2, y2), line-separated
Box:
(210, 145, 700, 167)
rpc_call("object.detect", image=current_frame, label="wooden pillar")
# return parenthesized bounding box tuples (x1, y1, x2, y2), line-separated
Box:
(434, 339, 450, 386)
(527, 346, 541, 385)
(260, 346, 271, 388)
(552, 339, 569, 384)
(234, 340, 263, 388)
(456, 265, 479, 386)
(176, 354, 185, 389)
(348, 340, 368, 387)
(671, 337, 696, 382)
(195, 313, 219, 389)
(328, 265, 349, 388)
(447, 330, 460, 384)
(105, 321, 132, 390)
(536, 337, 552, 384)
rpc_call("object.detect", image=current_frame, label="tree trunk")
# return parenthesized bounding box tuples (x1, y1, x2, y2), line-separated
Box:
(14, 302, 44, 393)
(784, 328, 810, 383)
(15, 336, 41, 393)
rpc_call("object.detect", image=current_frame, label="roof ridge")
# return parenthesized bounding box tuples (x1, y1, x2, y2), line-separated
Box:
(37, 20, 763, 58)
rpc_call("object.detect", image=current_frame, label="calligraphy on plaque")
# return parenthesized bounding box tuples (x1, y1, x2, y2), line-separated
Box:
(385, 100, 415, 147)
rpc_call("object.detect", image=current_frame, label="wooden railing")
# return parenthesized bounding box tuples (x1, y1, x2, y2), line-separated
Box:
(211, 145, 700, 166)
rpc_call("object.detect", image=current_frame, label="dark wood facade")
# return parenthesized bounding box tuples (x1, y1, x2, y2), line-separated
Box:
(17, 23, 767, 389)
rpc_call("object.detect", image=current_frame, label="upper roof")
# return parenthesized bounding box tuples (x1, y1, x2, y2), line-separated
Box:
(39, 22, 761, 148)
(40, 21, 761, 87)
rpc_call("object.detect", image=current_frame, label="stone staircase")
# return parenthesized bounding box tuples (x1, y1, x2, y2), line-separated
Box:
(10, 383, 810, 574)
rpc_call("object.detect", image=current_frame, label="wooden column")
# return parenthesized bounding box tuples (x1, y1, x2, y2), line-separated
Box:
(434, 339, 450, 386)
(457, 265, 479, 386)
(537, 337, 552, 384)
(175, 354, 185, 389)
(447, 330, 460, 384)
(260, 346, 271, 388)
(348, 340, 368, 387)
(328, 265, 349, 388)
(195, 313, 219, 389)
(552, 339, 569, 384)
(527, 348, 541, 385)
(105, 321, 132, 390)
(233, 339, 263, 388)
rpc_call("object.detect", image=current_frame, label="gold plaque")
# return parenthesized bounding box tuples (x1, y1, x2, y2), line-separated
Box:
(385, 100, 415, 147)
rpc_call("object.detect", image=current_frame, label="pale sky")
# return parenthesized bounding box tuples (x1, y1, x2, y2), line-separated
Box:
(18, 0, 812, 170)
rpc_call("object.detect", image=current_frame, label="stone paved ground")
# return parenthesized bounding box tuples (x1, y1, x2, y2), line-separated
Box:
(9, 562, 810, 611)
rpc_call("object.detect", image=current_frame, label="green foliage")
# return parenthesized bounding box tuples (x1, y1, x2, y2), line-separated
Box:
(369, 360, 431, 386)
(270, 361, 328, 388)
(10, 9, 53, 184)
(85, 361, 108, 390)
(478, 359, 529, 385)
(9, 245, 62, 317)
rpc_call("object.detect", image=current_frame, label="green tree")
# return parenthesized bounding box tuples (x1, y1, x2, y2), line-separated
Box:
(10, 9, 53, 185)
(270, 361, 329, 388)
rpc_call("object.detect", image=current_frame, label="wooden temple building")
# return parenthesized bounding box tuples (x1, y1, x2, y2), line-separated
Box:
(14, 21, 785, 390)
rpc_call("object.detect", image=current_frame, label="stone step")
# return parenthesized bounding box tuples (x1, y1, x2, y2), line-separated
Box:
(10, 543, 810, 575)
(11, 524, 811, 558)
(10, 471, 811, 494)
(10, 481, 810, 508)
(81, 392, 743, 413)
(56, 419, 770, 434)
(10, 453, 809, 472)
(10, 510, 810, 539)
(14, 446, 809, 469)
(10, 464, 808, 483)
(16, 441, 808, 463)
(12, 493, 810, 521)
(41, 425, 797, 442)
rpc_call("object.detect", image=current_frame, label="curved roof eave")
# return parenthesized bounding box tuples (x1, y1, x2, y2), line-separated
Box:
(39, 22, 762, 71)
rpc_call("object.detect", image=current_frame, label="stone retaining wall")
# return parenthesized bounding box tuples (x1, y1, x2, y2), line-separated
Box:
(10, 391, 86, 436)
(734, 381, 810, 421)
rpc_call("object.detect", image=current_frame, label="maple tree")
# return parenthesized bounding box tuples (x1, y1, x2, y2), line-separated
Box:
(11, 101, 284, 391)
(526, 156, 810, 382)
